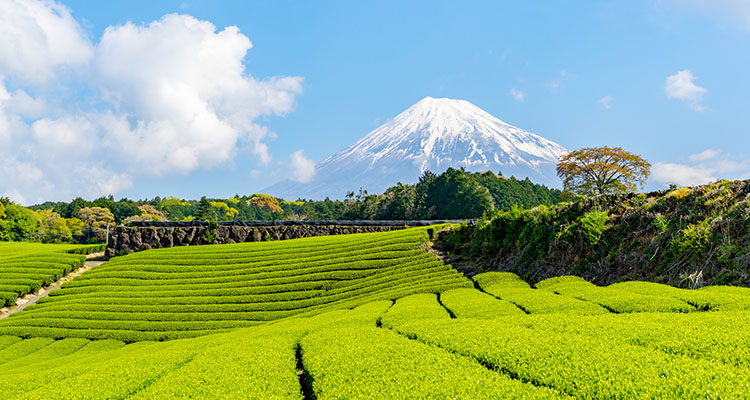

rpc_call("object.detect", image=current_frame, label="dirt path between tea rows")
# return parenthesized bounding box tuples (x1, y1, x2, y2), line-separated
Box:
(0, 252, 105, 319)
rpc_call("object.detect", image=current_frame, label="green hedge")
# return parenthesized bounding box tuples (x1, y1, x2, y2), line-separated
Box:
(439, 288, 525, 319)
(301, 326, 564, 399)
(389, 317, 750, 399)
(537, 276, 695, 313)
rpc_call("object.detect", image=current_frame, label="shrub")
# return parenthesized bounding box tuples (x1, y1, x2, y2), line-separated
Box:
(652, 214, 670, 233)
(667, 187, 691, 201)
(674, 219, 712, 254)
(579, 210, 610, 245)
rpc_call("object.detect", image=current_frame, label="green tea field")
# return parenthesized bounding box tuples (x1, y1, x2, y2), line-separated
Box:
(2, 228, 750, 399)
(0, 228, 470, 341)
(0, 243, 105, 308)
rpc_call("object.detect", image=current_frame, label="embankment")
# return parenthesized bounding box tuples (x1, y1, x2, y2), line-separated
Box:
(436, 180, 750, 286)
(107, 220, 467, 257)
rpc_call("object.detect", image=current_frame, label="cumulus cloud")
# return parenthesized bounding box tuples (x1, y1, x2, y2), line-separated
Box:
(598, 95, 613, 109)
(688, 149, 719, 162)
(664, 0, 750, 29)
(0, 85, 134, 203)
(652, 162, 716, 186)
(92, 14, 302, 173)
(0, 1, 302, 204)
(665, 70, 707, 111)
(651, 149, 748, 187)
(509, 88, 526, 102)
(0, 0, 93, 84)
(289, 150, 315, 183)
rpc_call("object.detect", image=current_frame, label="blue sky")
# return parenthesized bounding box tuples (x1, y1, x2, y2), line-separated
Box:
(1, 0, 748, 203)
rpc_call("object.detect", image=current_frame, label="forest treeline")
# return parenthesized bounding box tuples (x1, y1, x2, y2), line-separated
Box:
(1, 168, 559, 243)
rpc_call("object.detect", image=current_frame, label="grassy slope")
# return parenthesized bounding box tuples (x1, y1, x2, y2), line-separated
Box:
(5, 231, 750, 398)
(0, 243, 105, 307)
(0, 228, 471, 341)
(3, 274, 750, 398)
(438, 179, 750, 286)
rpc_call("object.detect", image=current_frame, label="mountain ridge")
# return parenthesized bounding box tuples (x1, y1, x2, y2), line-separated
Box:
(266, 97, 568, 200)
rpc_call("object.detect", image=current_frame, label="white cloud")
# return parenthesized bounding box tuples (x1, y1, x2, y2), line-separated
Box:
(0, 0, 93, 84)
(509, 88, 526, 102)
(688, 149, 719, 162)
(652, 162, 716, 186)
(665, 0, 750, 29)
(289, 150, 315, 183)
(651, 149, 748, 187)
(92, 14, 302, 174)
(0, 86, 134, 204)
(31, 116, 98, 154)
(0, 2, 303, 204)
(598, 95, 613, 109)
(665, 70, 707, 111)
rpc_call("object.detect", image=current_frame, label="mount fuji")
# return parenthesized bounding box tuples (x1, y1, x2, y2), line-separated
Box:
(264, 97, 568, 200)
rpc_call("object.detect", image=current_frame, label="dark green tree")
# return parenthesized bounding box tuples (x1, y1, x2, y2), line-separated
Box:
(375, 183, 416, 220)
(195, 196, 216, 222)
(422, 168, 495, 219)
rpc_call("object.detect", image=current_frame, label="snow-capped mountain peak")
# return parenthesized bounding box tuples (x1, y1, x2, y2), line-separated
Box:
(264, 97, 567, 200)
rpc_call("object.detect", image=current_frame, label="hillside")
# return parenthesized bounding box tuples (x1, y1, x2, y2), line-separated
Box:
(265, 96, 567, 199)
(437, 179, 750, 286)
(0, 243, 104, 309)
(5, 223, 750, 398)
(0, 228, 470, 341)
(2, 269, 750, 398)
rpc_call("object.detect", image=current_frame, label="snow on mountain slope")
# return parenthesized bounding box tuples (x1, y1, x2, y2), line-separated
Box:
(264, 97, 568, 200)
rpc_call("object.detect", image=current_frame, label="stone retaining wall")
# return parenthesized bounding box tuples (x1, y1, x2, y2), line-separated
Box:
(106, 221, 463, 258)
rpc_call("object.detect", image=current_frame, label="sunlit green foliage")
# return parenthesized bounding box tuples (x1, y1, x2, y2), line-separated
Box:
(30, 168, 560, 223)
(439, 288, 524, 318)
(473, 272, 608, 315)
(439, 179, 750, 286)
(472, 271, 530, 289)
(2, 251, 750, 399)
(380, 293, 450, 328)
(577, 210, 610, 245)
(0, 242, 103, 307)
(390, 315, 750, 399)
(537, 276, 695, 313)
(557, 146, 651, 196)
(0, 228, 470, 341)
(302, 326, 564, 399)
(0, 300, 391, 400)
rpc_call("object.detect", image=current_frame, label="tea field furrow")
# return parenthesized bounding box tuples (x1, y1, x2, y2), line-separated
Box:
(440, 288, 525, 318)
(473, 272, 610, 315)
(389, 318, 750, 399)
(0, 228, 470, 340)
(536, 276, 695, 313)
(301, 326, 565, 399)
(0, 242, 101, 307)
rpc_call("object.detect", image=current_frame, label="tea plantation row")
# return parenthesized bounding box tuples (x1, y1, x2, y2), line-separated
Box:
(0, 243, 104, 307)
(2, 284, 750, 399)
(0, 228, 471, 341)
(3, 229, 750, 398)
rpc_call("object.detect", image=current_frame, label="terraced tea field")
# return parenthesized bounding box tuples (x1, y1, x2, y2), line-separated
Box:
(3, 229, 750, 399)
(0, 228, 470, 341)
(0, 243, 105, 308)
